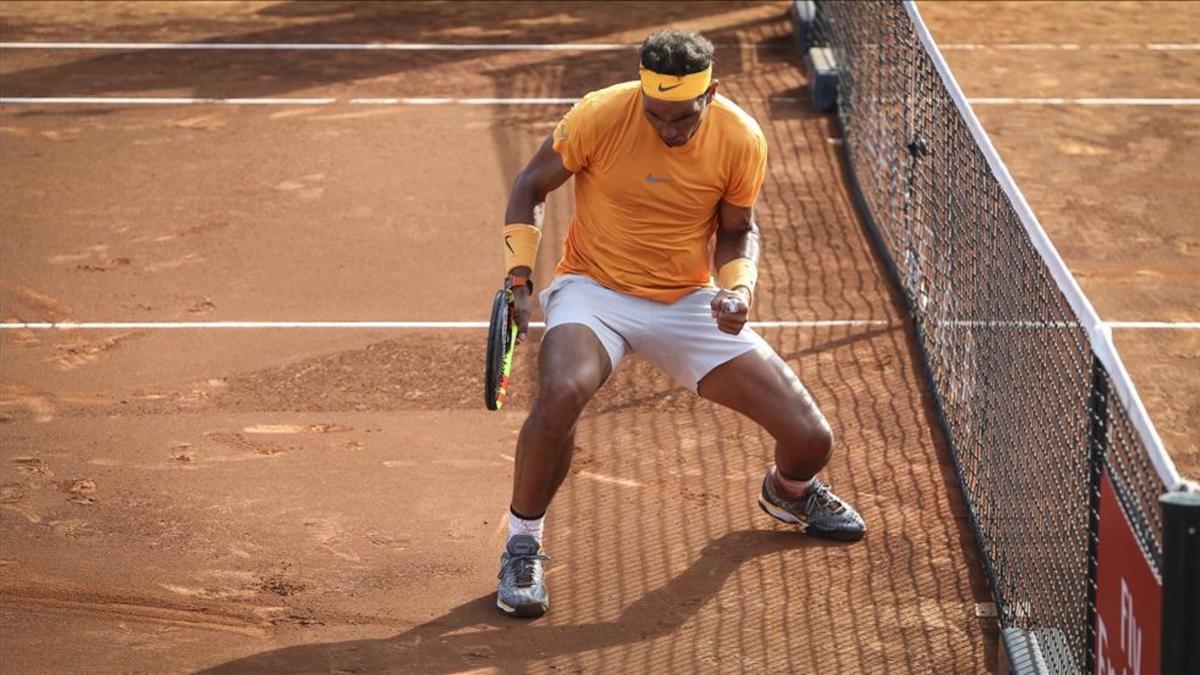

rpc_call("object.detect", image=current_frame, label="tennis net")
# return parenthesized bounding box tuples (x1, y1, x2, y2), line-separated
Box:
(806, 1, 1188, 672)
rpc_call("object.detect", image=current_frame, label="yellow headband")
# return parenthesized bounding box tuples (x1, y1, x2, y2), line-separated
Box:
(639, 64, 713, 101)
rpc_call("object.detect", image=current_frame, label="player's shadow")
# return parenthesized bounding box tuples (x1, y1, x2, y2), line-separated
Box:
(197, 529, 839, 674)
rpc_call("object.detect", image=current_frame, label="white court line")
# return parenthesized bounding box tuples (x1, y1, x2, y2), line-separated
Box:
(971, 97, 1200, 106)
(2, 320, 1192, 331)
(3, 41, 1195, 52)
(0, 97, 573, 106)
(0, 96, 340, 105)
(0, 320, 894, 330)
(576, 470, 643, 488)
(1106, 321, 1200, 330)
(5, 96, 1200, 107)
(498, 453, 642, 488)
(940, 43, 1200, 51)
(940, 320, 1200, 330)
(0, 41, 640, 51)
(349, 97, 580, 105)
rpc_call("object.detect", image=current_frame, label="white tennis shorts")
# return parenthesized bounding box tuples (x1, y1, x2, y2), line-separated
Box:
(539, 274, 769, 392)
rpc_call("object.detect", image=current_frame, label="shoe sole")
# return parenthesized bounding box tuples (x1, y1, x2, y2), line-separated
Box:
(758, 493, 866, 542)
(496, 595, 549, 619)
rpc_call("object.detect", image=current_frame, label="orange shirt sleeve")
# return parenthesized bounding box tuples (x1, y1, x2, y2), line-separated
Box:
(552, 97, 598, 173)
(723, 132, 768, 208)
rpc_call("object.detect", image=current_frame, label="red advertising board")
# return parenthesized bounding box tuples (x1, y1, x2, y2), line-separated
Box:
(1095, 470, 1161, 675)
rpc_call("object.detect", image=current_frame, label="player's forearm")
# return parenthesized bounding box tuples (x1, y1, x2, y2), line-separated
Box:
(502, 135, 573, 275)
(714, 221, 760, 269)
(504, 171, 547, 227)
(503, 172, 549, 278)
(713, 219, 760, 300)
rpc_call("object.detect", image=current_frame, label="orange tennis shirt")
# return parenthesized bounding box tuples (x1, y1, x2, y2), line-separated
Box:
(551, 81, 768, 303)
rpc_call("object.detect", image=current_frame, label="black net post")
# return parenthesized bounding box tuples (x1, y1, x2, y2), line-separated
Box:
(792, 1, 818, 52)
(1085, 355, 1108, 673)
(901, 133, 928, 328)
(1161, 490, 1200, 674)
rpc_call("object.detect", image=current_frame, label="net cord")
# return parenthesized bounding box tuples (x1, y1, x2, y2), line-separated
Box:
(903, 1, 1188, 492)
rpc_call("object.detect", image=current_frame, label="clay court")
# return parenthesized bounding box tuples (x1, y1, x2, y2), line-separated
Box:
(1, 2, 1196, 673)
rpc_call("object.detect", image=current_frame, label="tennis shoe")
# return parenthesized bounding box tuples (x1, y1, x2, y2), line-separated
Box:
(758, 472, 866, 541)
(496, 534, 550, 618)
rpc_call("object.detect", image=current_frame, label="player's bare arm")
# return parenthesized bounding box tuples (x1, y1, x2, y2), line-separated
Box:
(503, 135, 572, 341)
(711, 200, 760, 335)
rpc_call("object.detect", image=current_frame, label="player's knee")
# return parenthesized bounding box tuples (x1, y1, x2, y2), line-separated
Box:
(534, 375, 595, 423)
(786, 412, 833, 461)
(812, 418, 834, 463)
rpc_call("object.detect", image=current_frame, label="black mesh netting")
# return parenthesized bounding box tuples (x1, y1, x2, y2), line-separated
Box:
(810, 2, 1168, 672)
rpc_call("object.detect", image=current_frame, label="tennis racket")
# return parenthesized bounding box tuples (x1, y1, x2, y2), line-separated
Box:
(485, 288, 519, 410)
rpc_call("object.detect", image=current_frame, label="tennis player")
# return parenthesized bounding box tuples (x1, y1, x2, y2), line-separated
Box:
(496, 29, 865, 618)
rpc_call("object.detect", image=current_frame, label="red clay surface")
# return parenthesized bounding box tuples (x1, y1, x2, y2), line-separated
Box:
(25, 1, 1200, 672)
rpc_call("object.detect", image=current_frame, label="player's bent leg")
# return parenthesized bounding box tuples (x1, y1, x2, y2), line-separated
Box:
(511, 323, 611, 516)
(697, 346, 832, 478)
(698, 346, 866, 541)
(499, 323, 611, 618)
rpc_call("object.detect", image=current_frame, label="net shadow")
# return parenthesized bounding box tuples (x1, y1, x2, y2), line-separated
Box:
(190, 7, 995, 672)
(1, 3, 998, 671)
(812, 2, 1174, 670)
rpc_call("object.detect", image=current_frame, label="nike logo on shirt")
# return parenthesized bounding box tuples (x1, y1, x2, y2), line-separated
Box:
(645, 174, 671, 184)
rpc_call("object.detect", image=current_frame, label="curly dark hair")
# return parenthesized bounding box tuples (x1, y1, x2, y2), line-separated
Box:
(639, 29, 714, 76)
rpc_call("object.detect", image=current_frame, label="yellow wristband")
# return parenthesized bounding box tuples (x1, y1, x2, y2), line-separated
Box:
(503, 223, 541, 275)
(718, 258, 757, 295)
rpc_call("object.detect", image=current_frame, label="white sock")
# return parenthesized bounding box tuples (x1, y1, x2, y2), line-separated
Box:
(508, 509, 545, 543)
(771, 466, 813, 499)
